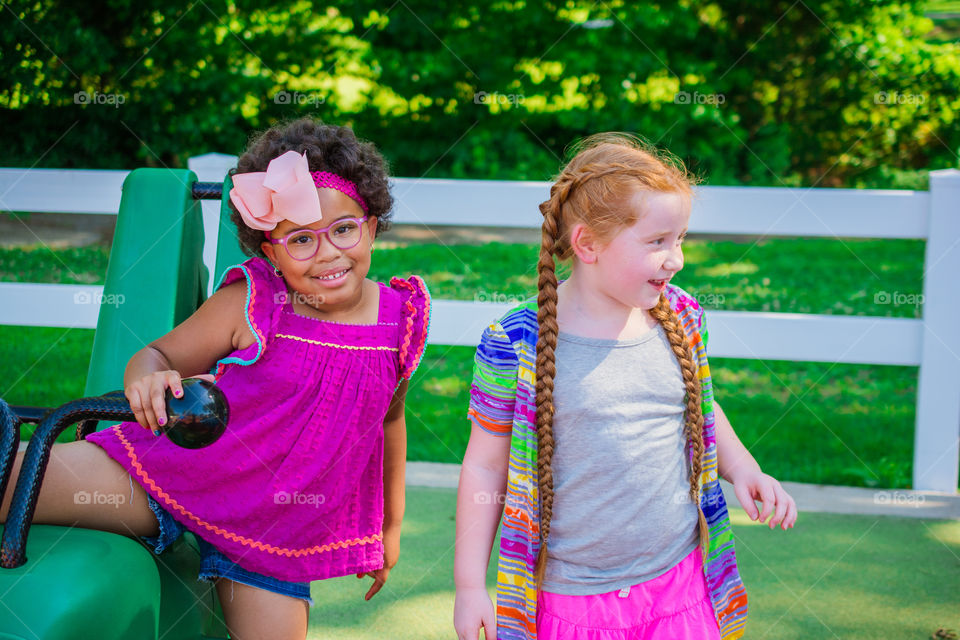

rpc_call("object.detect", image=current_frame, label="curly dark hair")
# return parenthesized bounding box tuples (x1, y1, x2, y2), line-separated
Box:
(228, 117, 393, 258)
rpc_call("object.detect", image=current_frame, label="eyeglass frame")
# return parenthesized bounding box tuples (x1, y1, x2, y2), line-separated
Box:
(267, 215, 370, 260)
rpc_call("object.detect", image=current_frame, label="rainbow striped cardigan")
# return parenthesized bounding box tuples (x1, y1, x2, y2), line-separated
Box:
(467, 284, 748, 640)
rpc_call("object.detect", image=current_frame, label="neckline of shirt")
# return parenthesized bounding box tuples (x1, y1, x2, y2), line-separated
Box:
(557, 323, 663, 347)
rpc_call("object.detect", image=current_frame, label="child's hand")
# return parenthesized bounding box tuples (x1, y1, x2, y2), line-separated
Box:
(732, 470, 797, 530)
(454, 586, 497, 640)
(357, 526, 400, 600)
(125, 370, 185, 434)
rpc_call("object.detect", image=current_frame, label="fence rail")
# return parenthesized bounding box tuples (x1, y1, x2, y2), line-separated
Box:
(1, 156, 958, 492)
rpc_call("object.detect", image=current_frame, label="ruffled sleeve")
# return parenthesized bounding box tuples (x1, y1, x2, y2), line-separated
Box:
(213, 257, 285, 369)
(389, 275, 431, 380)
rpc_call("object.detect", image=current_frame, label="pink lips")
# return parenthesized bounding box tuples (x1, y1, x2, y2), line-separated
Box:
(649, 279, 668, 292)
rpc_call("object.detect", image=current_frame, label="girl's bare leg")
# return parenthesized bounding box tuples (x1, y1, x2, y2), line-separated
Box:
(0, 439, 157, 536)
(216, 579, 309, 640)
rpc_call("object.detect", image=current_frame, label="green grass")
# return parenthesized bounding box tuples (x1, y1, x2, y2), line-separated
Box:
(305, 487, 960, 640)
(367, 238, 926, 318)
(0, 244, 109, 284)
(402, 349, 919, 489)
(0, 237, 928, 487)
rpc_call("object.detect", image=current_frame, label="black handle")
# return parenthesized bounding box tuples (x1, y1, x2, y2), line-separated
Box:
(1, 380, 228, 568)
(192, 182, 223, 200)
(0, 400, 21, 515)
(1, 395, 134, 568)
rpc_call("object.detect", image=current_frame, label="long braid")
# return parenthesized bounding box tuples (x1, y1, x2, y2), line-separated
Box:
(533, 180, 567, 587)
(649, 294, 709, 555)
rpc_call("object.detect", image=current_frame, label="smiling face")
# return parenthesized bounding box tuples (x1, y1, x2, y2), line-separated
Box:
(261, 188, 378, 312)
(578, 189, 691, 313)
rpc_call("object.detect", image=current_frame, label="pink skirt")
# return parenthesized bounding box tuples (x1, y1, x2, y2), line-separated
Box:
(536, 547, 721, 640)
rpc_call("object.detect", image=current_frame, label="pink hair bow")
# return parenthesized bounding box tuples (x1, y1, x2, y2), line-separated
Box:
(229, 151, 324, 231)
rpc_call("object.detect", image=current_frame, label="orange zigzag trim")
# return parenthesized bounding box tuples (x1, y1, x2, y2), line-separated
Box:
(114, 426, 382, 557)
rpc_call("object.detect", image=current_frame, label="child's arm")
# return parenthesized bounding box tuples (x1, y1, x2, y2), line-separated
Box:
(123, 281, 250, 431)
(453, 424, 511, 640)
(714, 401, 797, 530)
(358, 379, 408, 601)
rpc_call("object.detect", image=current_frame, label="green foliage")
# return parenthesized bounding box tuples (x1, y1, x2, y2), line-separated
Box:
(1, 2, 958, 185)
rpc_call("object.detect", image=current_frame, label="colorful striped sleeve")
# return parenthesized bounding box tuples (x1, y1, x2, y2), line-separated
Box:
(698, 305, 709, 352)
(467, 321, 519, 437)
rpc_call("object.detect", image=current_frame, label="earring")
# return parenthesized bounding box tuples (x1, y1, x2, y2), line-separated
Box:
(274, 267, 282, 277)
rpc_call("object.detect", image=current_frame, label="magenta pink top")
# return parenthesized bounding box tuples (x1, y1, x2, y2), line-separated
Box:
(87, 257, 431, 582)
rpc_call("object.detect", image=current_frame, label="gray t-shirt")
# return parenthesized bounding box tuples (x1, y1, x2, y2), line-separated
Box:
(541, 324, 700, 595)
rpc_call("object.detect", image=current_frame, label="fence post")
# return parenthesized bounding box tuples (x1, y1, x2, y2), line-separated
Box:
(187, 152, 238, 297)
(913, 168, 960, 492)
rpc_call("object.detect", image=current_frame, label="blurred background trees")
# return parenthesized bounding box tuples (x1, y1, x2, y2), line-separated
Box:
(1, 0, 958, 187)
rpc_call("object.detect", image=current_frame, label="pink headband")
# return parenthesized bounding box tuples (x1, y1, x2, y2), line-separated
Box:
(228, 150, 369, 234)
(311, 171, 369, 213)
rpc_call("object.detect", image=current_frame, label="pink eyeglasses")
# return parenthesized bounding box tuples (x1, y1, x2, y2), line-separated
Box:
(268, 216, 369, 260)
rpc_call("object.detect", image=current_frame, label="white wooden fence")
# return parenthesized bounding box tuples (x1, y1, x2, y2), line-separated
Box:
(1, 154, 958, 493)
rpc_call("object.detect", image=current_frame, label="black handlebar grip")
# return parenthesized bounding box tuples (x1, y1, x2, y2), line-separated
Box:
(1, 396, 133, 568)
(0, 400, 21, 512)
(1, 380, 228, 568)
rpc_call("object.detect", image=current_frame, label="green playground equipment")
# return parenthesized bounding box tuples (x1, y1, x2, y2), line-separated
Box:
(0, 169, 250, 639)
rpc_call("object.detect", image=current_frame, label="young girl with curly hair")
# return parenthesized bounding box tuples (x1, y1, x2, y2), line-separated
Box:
(2, 118, 430, 640)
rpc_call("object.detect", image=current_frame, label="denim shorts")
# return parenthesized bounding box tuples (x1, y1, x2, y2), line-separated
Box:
(143, 494, 313, 604)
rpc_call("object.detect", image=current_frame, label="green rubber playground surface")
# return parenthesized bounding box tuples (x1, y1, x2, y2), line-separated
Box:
(306, 487, 960, 640)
